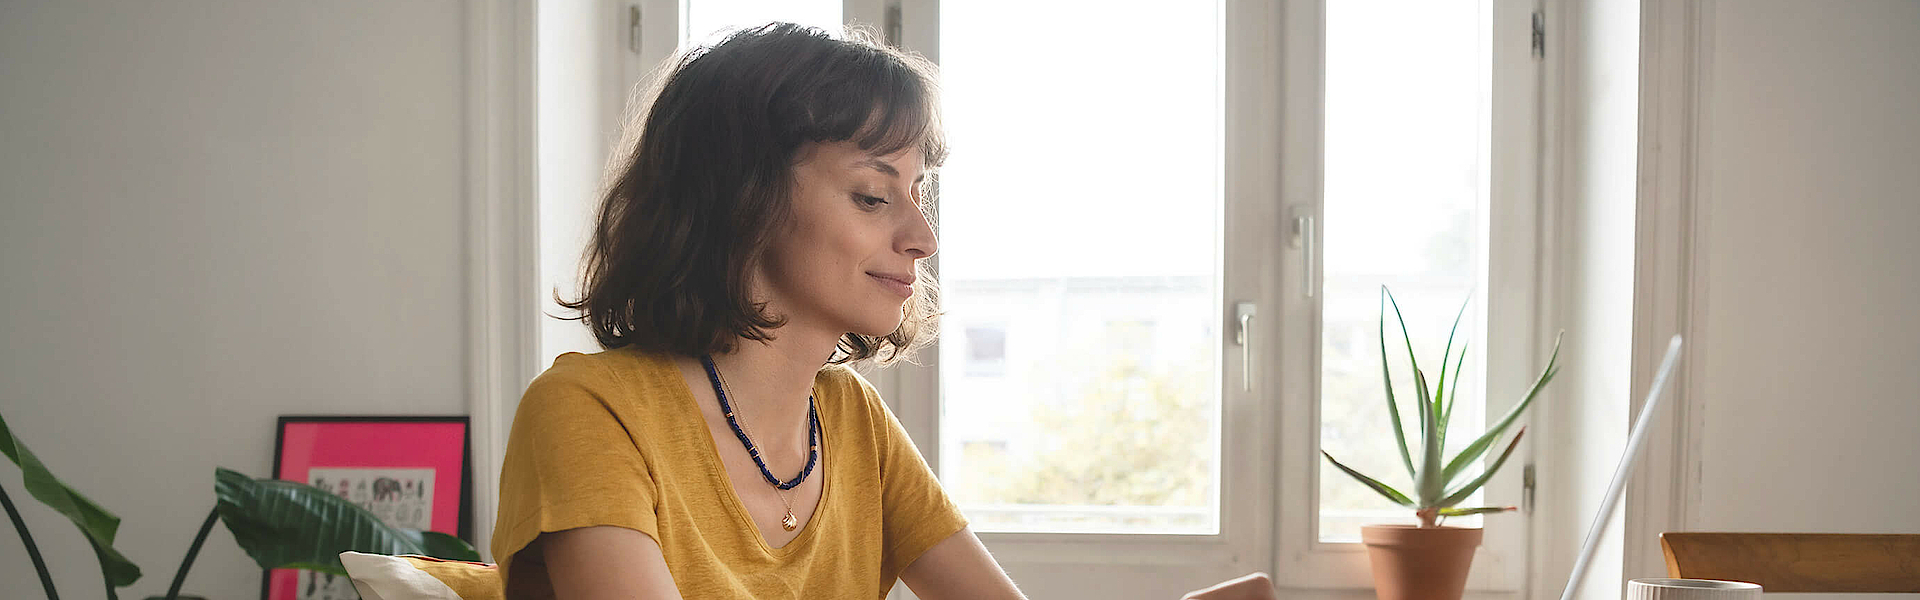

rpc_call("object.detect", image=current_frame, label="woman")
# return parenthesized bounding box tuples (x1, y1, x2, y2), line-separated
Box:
(492, 22, 1276, 600)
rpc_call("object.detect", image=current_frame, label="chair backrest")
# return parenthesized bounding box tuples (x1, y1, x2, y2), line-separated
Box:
(1660, 532, 1920, 593)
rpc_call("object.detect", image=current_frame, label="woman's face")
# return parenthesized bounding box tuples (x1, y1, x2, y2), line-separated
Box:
(753, 139, 937, 339)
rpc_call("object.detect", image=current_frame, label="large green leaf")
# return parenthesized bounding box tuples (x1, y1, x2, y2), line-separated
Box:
(407, 529, 483, 562)
(0, 412, 142, 587)
(213, 467, 479, 575)
(1441, 332, 1564, 484)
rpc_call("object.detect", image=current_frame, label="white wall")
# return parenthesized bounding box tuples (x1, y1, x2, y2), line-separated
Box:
(1, 2, 475, 598)
(1688, 0, 1920, 535)
(1550, 3, 1920, 600)
(1631, 1, 1920, 599)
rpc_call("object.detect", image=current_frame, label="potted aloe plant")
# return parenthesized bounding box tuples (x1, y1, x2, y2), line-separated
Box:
(1321, 287, 1561, 600)
(1, 412, 477, 600)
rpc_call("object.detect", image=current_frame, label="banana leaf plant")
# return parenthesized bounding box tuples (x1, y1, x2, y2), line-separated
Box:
(1321, 287, 1563, 528)
(2, 412, 479, 600)
(0, 409, 139, 600)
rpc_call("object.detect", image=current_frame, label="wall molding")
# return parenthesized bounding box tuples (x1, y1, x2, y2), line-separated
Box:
(463, 0, 539, 561)
(1624, 0, 1711, 581)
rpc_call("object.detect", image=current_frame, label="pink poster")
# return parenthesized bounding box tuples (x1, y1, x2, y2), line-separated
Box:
(266, 417, 469, 600)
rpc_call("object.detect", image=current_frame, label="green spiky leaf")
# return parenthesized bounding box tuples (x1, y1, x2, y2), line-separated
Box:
(1442, 332, 1563, 484)
(1433, 296, 1470, 444)
(1321, 450, 1414, 507)
(1437, 506, 1517, 517)
(1413, 368, 1446, 504)
(1385, 289, 1426, 433)
(1443, 340, 1468, 430)
(1378, 288, 1416, 479)
(1440, 426, 1527, 507)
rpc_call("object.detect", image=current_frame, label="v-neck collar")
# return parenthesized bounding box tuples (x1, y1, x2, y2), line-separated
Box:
(653, 350, 833, 557)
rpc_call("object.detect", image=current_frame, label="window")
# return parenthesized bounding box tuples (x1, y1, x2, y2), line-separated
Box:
(1316, 0, 1492, 543)
(961, 324, 1005, 377)
(884, 2, 1278, 595)
(682, 0, 840, 46)
(555, 1, 1544, 595)
(1269, 0, 1542, 591)
(933, 0, 1226, 536)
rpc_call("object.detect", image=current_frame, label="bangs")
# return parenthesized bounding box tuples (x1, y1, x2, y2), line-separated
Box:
(782, 41, 948, 168)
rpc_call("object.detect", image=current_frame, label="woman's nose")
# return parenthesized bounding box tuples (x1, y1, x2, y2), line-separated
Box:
(901, 205, 938, 259)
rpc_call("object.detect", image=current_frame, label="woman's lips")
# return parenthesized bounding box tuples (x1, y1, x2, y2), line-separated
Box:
(868, 273, 913, 298)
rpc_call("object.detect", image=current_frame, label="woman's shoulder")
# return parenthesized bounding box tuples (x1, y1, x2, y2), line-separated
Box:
(539, 345, 677, 383)
(812, 362, 881, 407)
(811, 363, 904, 440)
(521, 346, 685, 412)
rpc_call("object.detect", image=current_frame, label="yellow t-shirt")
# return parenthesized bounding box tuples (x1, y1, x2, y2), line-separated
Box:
(491, 346, 968, 599)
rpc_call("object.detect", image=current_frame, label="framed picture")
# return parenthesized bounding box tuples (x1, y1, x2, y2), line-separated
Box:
(263, 416, 471, 600)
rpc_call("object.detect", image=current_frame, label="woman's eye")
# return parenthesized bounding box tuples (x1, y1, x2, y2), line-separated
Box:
(855, 193, 889, 208)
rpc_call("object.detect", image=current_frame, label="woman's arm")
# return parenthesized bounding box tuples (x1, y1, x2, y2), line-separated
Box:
(899, 527, 1276, 600)
(537, 525, 684, 600)
(899, 527, 1027, 600)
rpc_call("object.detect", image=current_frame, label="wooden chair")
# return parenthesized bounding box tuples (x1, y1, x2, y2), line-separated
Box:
(1660, 532, 1920, 593)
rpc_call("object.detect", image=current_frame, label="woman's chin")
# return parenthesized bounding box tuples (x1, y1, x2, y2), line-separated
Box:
(848, 309, 905, 338)
(850, 321, 903, 338)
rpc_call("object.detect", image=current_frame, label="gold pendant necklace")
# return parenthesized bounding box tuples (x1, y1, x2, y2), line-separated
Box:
(775, 487, 799, 531)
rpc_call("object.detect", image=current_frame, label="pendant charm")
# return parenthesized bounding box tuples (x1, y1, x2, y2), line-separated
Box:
(781, 511, 798, 531)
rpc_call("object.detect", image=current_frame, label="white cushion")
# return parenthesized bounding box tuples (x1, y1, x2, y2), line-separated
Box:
(339, 551, 463, 600)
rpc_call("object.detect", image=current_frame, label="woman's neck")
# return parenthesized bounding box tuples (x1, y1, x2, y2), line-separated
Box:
(704, 326, 843, 432)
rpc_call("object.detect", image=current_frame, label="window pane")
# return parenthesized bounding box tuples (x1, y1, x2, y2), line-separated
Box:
(1318, 0, 1492, 542)
(937, 1, 1224, 535)
(683, 0, 841, 46)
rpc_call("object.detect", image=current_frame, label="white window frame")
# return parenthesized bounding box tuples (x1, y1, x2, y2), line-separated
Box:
(573, 0, 1548, 592)
(1265, 0, 1544, 591)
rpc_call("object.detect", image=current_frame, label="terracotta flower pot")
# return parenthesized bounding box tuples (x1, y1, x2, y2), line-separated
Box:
(1360, 524, 1484, 600)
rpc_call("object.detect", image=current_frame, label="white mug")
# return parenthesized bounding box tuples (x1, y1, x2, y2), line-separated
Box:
(1628, 578, 1763, 600)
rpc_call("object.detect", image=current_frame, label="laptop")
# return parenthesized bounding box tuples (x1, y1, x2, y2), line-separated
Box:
(1555, 334, 1686, 600)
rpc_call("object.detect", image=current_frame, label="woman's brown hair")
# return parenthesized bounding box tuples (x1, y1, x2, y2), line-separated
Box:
(554, 22, 947, 366)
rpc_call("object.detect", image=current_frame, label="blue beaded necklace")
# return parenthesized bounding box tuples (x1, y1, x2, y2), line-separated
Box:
(699, 354, 820, 492)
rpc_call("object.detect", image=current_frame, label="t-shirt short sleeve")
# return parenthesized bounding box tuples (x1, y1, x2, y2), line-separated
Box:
(491, 353, 659, 588)
(849, 371, 970, 583)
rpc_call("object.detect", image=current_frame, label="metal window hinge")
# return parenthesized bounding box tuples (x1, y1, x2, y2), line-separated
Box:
(1522, 463, 1537, 513)
(1531, 10, 1546, 59)
(884, 4, 903, 47)
(628, 5, 643, 55)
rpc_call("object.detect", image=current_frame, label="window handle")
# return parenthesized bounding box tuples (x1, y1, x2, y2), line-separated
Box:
(1292, 210, 1315, 298)
(1236, 302, 1257, 391)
